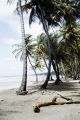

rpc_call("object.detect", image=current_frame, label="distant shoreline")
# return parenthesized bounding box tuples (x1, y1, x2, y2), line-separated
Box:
(0, 71, 57, 78)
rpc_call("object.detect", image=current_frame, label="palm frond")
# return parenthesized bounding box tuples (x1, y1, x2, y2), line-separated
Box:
(29, 6, 36, 25)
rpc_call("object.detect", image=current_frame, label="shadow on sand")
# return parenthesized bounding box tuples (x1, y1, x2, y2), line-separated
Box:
(46, 82, 80, 91)
(28, 81, 80, 92)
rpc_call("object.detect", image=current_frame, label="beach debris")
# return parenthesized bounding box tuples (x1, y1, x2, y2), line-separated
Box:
(33, 94, 80, 113)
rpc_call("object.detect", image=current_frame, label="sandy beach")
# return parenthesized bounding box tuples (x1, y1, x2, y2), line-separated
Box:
(0, 81, 80, 120)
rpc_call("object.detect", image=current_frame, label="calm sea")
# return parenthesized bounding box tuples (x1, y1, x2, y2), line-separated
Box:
(0, 74, 56, 91)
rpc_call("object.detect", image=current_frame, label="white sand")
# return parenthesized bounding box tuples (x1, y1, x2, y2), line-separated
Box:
(0, 81, 80, 120)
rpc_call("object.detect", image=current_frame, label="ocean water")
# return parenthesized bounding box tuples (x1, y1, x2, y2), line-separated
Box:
(0, 74, 56, 91)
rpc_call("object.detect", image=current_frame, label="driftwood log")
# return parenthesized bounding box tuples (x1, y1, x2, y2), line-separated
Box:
(33, 94, 80, 113)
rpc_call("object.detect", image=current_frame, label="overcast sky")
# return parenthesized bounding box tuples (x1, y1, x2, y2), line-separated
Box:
(0, 0, 43, 76)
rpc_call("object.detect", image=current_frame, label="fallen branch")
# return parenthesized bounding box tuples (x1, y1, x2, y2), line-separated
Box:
(55, 92, 72, 101)
(33, 95, 80, 113)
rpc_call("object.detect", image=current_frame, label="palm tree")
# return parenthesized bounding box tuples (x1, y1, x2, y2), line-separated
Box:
(59, 0, 80, 79)
(8, 0, 29, 94)
(13, 34, 38, 83)
(34, 33, 62, 84)
(60, 25, 80, 80)
(34, 34, 48, 67)
(16, 0, 28, 94)
(34, 33, 55, 80)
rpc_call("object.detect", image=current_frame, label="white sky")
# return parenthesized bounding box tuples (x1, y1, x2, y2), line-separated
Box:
(0, 0, 43, 76)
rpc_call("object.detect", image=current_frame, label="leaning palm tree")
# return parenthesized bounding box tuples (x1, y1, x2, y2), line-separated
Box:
(29, 0, 52, 88)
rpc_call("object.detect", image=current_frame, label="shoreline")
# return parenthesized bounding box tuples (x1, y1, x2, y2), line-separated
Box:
(0, 74, 46, 92)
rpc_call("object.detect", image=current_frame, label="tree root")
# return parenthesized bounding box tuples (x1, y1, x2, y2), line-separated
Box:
(33, 94, 80, 113)
(16, 90, 28, 95)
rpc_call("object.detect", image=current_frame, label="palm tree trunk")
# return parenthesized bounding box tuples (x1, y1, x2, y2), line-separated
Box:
(16, 0, 27, 94)
(41, 58, 52, 89)
(54, 63, 61, 85)
(42, 55, 48, 69)
(42, 54, 53, 80)
(51, 59, 61, 85)
(37, 2, 52, 88)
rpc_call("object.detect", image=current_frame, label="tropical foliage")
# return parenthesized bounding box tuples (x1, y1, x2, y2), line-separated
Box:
(8, 0, 80, 90)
